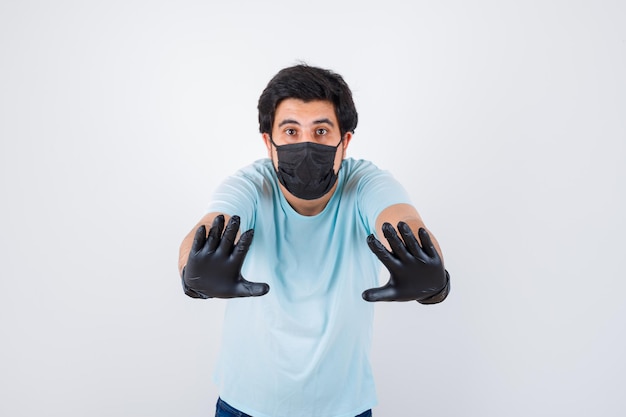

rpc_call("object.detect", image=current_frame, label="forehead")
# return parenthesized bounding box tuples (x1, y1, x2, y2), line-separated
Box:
(274, 99, 337, 125)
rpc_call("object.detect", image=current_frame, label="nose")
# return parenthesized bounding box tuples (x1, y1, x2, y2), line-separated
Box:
(302, 130, 315, 143)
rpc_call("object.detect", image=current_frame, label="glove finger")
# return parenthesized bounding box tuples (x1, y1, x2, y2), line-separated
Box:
(235, 279, 270, 297)
(362, 284, 397, 302)
(367, 234, 398, 270)
(191, 225, 207, 254)
(398, 222, 427, 261)
(219, 215, 240, 254)
(382, 223, 411, 262)
(418, 228, 439, 260)
(232, 229, 254, 264)
(207, 214, 225, 252)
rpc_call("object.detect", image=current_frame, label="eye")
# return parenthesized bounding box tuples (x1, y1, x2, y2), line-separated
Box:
(315, 128, 328, 136)
(285, 128, 297, 136)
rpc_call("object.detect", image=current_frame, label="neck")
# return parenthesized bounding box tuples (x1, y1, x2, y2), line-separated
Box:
(279, 181, 338, 216)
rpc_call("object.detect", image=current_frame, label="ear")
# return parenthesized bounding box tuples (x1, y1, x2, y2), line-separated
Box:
(262, 133, 273, 157)
(341, 132, 353, 156)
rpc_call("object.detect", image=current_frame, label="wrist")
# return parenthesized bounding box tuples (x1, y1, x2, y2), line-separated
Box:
(417, 270, 450, 305)
(180, 266, 211, 299)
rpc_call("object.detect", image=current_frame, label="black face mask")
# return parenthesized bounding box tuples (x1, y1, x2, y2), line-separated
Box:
(270, 137, 342, 200)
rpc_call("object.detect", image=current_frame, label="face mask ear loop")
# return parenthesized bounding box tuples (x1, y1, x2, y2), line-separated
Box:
(335, 135, 344, 149)
(334, 135, 347, 174)
(268, 135, 281, 176)
(268, 135, 281, 149)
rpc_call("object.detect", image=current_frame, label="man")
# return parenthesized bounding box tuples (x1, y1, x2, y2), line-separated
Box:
(178, 64, 450, 417)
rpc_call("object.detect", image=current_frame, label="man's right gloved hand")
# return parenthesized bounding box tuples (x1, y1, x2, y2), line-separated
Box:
(182, 214, 270, 298)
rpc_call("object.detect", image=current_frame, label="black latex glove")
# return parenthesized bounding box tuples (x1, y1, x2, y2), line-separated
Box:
(182, 215, 269, 298)
(363, 222, 449, 303)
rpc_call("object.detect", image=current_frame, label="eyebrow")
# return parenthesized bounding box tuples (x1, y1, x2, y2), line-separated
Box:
(277, 118, 335, 127)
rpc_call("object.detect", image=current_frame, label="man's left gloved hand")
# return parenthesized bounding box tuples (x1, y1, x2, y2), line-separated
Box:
(362, 222, 449, 303)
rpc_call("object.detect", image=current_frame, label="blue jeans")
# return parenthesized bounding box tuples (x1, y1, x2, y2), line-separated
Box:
(215, 398, 372, 417)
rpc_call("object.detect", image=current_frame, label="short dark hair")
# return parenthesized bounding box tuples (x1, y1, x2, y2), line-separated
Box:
(258, 64, 358, 137)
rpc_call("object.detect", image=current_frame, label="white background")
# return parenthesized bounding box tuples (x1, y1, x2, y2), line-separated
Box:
(1, 1, 624, 416)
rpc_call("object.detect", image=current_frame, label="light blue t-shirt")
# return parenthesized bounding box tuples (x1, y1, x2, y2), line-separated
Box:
(206, 158, 412, 417)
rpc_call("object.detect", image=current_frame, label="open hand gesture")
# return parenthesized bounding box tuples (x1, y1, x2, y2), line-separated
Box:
(183, 215, 269, 298)
(363, 222, 448, 302)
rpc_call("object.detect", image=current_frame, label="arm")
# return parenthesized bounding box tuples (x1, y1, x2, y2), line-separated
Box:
(363, 203, 450, 304)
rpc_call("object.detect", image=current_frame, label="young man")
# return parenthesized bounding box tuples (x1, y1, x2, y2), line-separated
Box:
(178, 65, 450, 417)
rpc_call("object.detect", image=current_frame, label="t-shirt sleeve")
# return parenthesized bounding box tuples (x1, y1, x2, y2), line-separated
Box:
(205, 168, 260, 231)
(356, 165, 413, 235)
